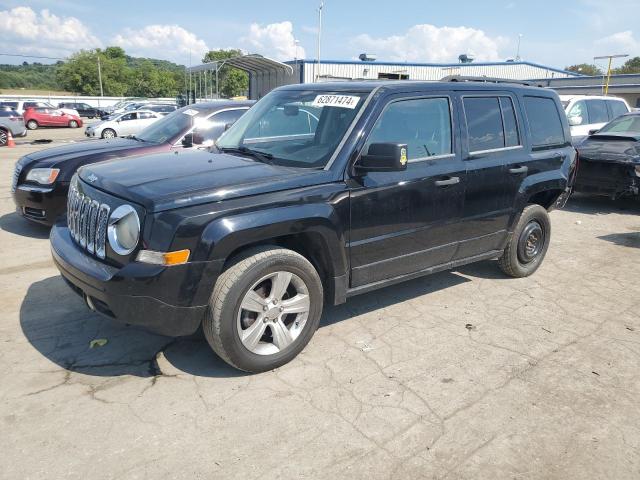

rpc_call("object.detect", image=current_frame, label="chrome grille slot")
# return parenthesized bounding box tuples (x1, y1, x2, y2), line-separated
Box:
(67, 185, 110, 259)
(11, 163, 23, 193)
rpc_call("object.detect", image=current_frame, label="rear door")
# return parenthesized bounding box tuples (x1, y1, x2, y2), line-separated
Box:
(454, 92, 525, 259)
(349, 92, 467, 287)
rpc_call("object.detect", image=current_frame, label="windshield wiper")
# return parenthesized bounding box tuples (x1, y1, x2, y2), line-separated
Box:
(219, 146, 275, 165)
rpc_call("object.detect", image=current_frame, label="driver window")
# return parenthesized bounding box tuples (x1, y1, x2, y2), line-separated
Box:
(121, 113, 136, 121)
(365, 97, 452, 161)
(568, 101, 587, 125)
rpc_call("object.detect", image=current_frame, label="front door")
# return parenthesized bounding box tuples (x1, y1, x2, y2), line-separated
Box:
(349, 94, 466, 288)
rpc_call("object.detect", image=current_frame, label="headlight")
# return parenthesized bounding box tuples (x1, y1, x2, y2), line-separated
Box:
(107, 205, 140, 255)
(26, 168, 60, 185)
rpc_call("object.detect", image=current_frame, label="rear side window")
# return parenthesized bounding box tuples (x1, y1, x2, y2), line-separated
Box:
(586, 99, 608, 123)
(500, 97, 520, 147)
(463, 96, 521, 152)
(608, 100, 628, 119)
(365, 97, 452, 160)
(524, 96, 566, 148)
(464, 97, 503, 151)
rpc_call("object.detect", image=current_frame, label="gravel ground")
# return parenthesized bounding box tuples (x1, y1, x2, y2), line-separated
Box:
(1, 128, 640, 479)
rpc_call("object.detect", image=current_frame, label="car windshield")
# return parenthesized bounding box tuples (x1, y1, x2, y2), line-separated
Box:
(135, 106, 206, 144)
(216, 89, 368, 168)
(596, 115, 640, 136)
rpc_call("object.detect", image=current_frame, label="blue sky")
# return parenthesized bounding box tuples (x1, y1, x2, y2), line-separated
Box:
(0, 0, 638, 70)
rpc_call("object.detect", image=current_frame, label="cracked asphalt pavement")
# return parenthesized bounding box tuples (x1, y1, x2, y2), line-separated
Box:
(2, 128, 640, 479)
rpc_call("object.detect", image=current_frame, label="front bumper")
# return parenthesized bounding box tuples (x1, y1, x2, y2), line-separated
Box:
(50, 223, 210, 337)
(12, 182, 69, 225)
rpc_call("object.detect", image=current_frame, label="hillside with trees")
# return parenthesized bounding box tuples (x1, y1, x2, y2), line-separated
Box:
(0, 47, 249, 98)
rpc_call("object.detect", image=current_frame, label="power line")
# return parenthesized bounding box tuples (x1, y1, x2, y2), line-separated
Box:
(0, 52, 64, 61)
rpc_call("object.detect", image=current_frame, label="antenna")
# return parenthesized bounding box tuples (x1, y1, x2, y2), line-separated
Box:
(315, 1, 324, 82)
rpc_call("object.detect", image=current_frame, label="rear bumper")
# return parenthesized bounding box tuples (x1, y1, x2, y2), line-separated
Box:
(574, 161, 639, 198)
(50, 223, 209, 337)
(12, 182, 69, 226)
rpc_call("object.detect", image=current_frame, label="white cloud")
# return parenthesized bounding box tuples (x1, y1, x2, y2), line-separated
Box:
(242, 21, 305, 60)
(112, 24, 209, 64)
(351, 24, 507, 63)
(594, 30, 639, 55)
(0, 6, 100, 59)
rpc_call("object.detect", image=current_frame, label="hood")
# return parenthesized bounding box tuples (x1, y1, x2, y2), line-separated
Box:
(577, 135, 640, 164)
(19, 138, 166, 180)
(78, 150, 334, 212)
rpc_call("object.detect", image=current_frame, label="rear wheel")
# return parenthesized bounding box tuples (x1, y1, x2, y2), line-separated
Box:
(26, 120, 38, 130)
(101, 128, 116, 139)
(69, 120, 79, 128)
(203, 246, 324, 373)
(498, 204, 551, 277)
(0, 129, 7, 146)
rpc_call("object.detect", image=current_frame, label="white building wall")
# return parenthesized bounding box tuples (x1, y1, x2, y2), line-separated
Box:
(302, 61, 575, 83)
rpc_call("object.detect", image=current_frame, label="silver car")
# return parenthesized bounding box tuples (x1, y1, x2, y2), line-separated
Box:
(85, 109, 163, 139)
(0, 109, 27, 146)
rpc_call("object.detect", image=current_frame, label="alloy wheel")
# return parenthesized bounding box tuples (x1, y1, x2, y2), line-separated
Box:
(236, 271, 310, 355)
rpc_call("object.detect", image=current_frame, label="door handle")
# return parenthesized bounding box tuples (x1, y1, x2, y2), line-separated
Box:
(434, 176, 460, 187)
(509, 166, 528, 174)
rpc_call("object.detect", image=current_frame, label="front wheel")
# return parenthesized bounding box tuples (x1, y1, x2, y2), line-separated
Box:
(69, 120, 79, 128)
(203, 246, 324, 373)
(101, 128, 116, 139)
(26, 120, 38, 130)
(498, 204, 551, 278)
(0, 129, 7, 146)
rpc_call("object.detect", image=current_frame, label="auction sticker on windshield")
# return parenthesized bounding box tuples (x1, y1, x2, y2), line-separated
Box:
(312, 95, 360, 109)
(182, 109, 199, 116)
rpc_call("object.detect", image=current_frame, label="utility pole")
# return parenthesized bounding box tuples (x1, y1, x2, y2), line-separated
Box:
(594, 54, 628, 95)
(315, 1, 324, 82)
(97, 53, 104, 97)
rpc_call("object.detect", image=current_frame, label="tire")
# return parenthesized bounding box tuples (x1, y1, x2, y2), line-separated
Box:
(69, 120, 78, 128)
(26, 120, 38, 130)
(0, 129, 7, 147)
(498, 204, 551, 278)
(203, 246, 324, 373)
(101, 128, 116, 139)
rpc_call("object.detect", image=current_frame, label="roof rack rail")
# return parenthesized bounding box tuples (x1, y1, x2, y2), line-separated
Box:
(441, 75, 544, 87)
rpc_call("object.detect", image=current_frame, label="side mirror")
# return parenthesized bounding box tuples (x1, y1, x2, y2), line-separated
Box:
(224, 123, 234, 132)
(568, 115, 582, 126)
(182, 133, 194, 148)
(355, 143, 408, 173)
(588, 128, 599, 135)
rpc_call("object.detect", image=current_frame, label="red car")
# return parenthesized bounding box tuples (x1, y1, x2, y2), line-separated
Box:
(23, 107, 83, 130)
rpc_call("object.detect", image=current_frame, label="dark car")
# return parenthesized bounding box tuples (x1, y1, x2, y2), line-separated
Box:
(58, 102, 106, 119)
(50, 80, 576, 373)
(12, 101, 253, 225)
(574, 112, 640, 198)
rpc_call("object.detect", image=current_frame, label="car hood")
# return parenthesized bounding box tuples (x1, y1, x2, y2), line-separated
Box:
(78, 150, 334, 212)
(577, 136, 640, 163)
(19, 138, 165, 179)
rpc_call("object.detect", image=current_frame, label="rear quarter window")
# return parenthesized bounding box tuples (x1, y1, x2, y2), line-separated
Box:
(608, 100, 628, 119)
(524, 96, 566, 148)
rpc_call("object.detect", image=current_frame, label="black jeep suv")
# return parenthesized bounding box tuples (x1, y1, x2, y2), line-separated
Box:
(50, 81, 577, 372)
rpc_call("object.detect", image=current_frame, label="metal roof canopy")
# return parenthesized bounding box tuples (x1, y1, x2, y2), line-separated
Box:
(186, 54, 293, 74)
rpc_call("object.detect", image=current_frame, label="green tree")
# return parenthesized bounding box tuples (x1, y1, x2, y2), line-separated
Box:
(128, 59, 179, 97)
(614, 57, 640, 74)
(56, 48, 130, 96)
(565, 63, 602, 76)
(201, 49, 248, 98)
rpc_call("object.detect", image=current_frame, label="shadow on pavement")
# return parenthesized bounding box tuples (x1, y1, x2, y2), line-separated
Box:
(563, 193, 640, 215)
(0, 212, 50, 239)
(22, 268, 485, 378)
(598, 231, 640, 249)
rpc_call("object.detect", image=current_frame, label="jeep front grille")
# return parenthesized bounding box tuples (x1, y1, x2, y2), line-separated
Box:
(67, 186, 110, 259)
(11, 163, 22, 193)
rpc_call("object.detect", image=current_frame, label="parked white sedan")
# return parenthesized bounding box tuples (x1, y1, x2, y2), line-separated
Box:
(85, 109, 162, 139)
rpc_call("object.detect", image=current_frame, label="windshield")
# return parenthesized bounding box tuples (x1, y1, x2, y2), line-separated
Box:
(216, 89, 368, 168)
(596, 115, 640, 136)
(136, 106, 206, 144)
